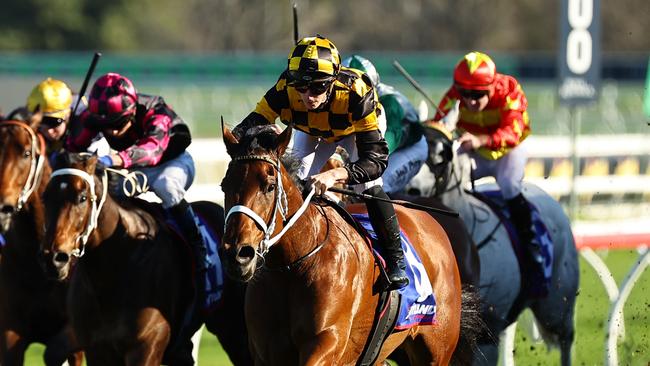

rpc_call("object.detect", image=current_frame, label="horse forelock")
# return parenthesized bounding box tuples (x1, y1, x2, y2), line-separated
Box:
(228, 127, 303, 188)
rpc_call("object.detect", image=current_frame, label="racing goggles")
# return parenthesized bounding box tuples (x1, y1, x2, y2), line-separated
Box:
(87, 112, 134, 131)
(457, 88, 489, 100)
(292, 79, 334, 95)
(41, 116, 66, 128)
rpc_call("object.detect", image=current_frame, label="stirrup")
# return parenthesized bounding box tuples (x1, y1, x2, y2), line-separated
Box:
(386, 265, 409, 290)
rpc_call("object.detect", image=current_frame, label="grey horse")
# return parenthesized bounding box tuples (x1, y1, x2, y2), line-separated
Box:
(411, 125, 579, 365)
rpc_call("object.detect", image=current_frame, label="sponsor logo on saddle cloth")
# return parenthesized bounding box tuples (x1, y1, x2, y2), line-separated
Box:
(0, 234, 5, 248)
(352, 214, 437, 330)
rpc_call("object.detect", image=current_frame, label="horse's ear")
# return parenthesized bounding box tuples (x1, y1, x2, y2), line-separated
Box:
(28, 108, 43, 130)
(85, 154, 98, 175)
(276, 125, 292, 157)
(223, 127, 239, 155)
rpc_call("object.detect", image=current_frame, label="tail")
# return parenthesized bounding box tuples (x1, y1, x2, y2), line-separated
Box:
(451, 284, 493, 365)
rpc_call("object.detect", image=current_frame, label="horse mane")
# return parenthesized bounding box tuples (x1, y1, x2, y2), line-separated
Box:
(233, 125, 304, 188)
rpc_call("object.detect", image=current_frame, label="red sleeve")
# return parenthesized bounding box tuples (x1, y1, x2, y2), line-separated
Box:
(485, 79, 530, 150)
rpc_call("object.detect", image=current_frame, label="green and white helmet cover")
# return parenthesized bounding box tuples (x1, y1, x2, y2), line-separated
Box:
(342, 55, 379, 87)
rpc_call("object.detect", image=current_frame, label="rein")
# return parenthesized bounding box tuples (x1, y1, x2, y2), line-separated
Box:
(224, 154, 316, 258)
(50, 168, 108, 257)
(0, 121, 47, 211)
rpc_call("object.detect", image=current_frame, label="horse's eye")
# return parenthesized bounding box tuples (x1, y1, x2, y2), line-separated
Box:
(78, 194, 87, 203)
(266, 183, 276, 193)
(24, 150, 31, 158)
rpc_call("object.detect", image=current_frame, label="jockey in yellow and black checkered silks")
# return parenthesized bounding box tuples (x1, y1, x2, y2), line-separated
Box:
(287, 36, 341, 85)
(232, 35, 410, 290)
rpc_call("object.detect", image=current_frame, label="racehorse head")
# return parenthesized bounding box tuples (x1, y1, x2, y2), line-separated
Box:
(422, 122, 455, 197)
(220, 124, 294, 282)
(0, 115, 48, 233)
(41, 153, 107, 280)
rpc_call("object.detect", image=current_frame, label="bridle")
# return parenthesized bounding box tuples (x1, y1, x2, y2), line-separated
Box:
(48, 165, 149, 257)
(0, 121, 47, 211)
(224, 154, 316, 259)
(49, 168, 108, 257)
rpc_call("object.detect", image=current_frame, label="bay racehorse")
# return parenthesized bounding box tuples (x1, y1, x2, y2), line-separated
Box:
(416, 123, 579, 365)
(40, 152, 251, 366)
(0, 118, 82, 365)
(220, 125, 463, 365)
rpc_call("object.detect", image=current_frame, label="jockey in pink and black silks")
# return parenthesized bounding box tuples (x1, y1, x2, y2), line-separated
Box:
(67, 73, 210, 298)
(68, 74, 190, 169)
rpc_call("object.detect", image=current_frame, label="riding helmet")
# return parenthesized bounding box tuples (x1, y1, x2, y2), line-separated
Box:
(453, 51, 497, 91)
(342, 55, 379, 87)
(26, 78, 73, 119)
(87, 73, 137, 127)
(287, 35, 341, 84)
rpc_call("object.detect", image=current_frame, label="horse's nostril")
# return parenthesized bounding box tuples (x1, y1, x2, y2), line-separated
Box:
(1, 205, 14, 214)
(53, 252, 69, 265)
(236, 245, 256, 264)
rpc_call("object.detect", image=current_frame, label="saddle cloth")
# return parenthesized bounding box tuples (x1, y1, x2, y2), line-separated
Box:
(473, 190, 554, 297)
(352, 213, 437, 330)
(168, 214, 224, 312)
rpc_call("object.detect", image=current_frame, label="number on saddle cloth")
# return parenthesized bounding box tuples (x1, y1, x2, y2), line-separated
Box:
(474, 190, 554, 297)
(167, 213, 224, 311)
(351, 213, 437, 330)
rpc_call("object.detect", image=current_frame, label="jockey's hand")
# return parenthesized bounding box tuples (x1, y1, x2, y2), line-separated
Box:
(309, 167, 349, 196)
(458, 132, 489, 152)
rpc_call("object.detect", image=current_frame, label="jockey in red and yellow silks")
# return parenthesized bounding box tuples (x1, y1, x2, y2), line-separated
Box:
(425, 51, 542, 267)
(432, 54, 530, 161)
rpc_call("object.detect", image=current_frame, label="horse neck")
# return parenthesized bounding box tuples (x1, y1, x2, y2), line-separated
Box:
(86, 193, 157, 250)
(438, 153, 474, 214)
(263, 173, 325, 268)
(12, 158, 52, 247)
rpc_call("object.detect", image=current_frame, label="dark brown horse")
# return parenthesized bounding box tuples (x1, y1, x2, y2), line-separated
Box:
(0, 119, 83, 365)
(220, 125, 462, 365)
(40, 152, 251, 366)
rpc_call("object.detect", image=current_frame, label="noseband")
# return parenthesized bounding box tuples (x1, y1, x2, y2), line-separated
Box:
(224, 154, 315, 257)
(50, 168, 108, 257)
(0, 121, 47, 211)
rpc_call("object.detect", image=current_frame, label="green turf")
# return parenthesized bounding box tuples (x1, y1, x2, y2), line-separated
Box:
(23, 250, 649, 365)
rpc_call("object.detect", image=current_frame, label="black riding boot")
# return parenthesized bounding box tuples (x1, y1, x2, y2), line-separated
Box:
(506, 193, 544, 265)
(364, 186, 409, 290)
(169, 199, 208, 297)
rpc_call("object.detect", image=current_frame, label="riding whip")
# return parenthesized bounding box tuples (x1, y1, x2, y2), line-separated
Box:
(328, 187, 459, 217)
(392, 60, 445, 116)
(71, 52, 102, 118)
(292, 3, 299, 44)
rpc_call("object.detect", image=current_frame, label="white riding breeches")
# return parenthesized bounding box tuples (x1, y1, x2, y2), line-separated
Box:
(290, 129, 382, 193)
(110, 151, 196, 208)
(467, 139, 529, 200)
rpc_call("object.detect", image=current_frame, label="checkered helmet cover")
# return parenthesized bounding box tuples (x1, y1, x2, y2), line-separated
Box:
(88, 73, 137, 124)
(288, 36, 341, 83)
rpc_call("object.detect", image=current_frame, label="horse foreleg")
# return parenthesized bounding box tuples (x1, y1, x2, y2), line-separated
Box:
(43, 324, 82, 366)
(1, 330, 28, 365)
(126, 311, 172, 366)
(298, 330, 346, 366)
